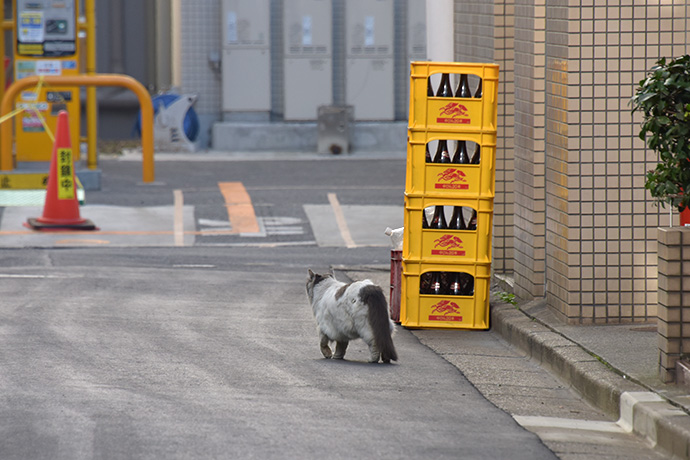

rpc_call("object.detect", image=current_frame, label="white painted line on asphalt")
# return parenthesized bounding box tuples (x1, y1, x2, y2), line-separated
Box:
(0, 274, 59, 279)
(195, 240, 317, 248)
(327, 192, 356, 248)
(174, 189, 185, 247)
(173, 264, 216, 268)
(198, 218, 232, 227)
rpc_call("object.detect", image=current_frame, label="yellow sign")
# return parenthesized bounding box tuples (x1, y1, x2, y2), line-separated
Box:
(0, 172, 49, 189)
(57, 147, 73, 199)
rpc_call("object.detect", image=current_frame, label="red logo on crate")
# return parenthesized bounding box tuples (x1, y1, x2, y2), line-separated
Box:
(437, 102, 471, 124)
(436, 168, 469, 190)
(432, 234, 466, 256)
(429, 300, 463, 322)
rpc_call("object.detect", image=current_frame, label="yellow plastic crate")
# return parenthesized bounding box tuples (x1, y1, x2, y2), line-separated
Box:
(403, 195, 493, 263)
(405, 130, 496, 198)
(408, 61, 499, 132)
(400, 260, 491, 329)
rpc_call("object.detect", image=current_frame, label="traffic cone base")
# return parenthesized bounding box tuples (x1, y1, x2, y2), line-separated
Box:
(25, 110, 97, 232)
(25, 217, 97, 231)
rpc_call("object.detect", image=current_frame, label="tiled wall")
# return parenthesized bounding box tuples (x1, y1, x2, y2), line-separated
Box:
(454, 0, 515, 274)
(513, 0, 546, 299)
(457, 0, 690, 323)
(178, 1, 223, 147)
(542, 2, 688, 323)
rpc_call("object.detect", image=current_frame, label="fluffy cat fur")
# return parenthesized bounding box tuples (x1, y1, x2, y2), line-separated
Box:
(306, 269, 398, 363)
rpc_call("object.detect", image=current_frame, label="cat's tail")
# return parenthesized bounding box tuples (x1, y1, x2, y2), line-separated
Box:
(361, 284, 398, 362)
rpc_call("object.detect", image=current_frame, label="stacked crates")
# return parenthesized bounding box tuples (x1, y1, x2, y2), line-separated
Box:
(401, 62, 499, 329)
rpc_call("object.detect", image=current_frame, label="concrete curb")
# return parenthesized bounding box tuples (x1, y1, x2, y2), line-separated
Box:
(491, 300, 690, 459)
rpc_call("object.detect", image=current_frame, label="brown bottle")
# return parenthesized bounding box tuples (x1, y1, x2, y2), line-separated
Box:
(455, 74, 472, 98)
(452, 140, 470, 164)
(427, 77, 434, 97)
(470, 144, 481, 164)
(462, 273, 475, 296)
(449, 273, 463, 296)
(467, 209, 477, 230)
(425, 144, 432, 163)
(436, 73, 453, 97)
(434, 140, 451, 164)
(474, 78, 483, 98)
(430, 206, 447, 229)
(420, 272, 432, 294)
(422, 208, 429, 228)
(448, 206, 466, 230)
(429, 272, 445, 295)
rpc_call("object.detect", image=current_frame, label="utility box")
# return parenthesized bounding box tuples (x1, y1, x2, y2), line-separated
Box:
(317, 105, 352, 155)
(345, 0, 394, 121)
(283, 0, 332, 121)
(221, 0, 271, 119)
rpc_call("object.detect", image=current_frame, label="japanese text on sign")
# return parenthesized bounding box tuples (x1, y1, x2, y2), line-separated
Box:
(57, 148, 74, 199)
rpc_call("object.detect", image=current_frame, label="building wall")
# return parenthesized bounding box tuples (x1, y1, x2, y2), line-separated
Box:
(513, 0, 546, 299)
(453, 0, 515, 274)
(543, 2, 689, 323)
(177, 0, 223, 148)
(454, 0, 690, 323)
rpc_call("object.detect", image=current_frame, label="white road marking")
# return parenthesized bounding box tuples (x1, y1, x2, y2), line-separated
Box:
(173, 190, 185, 247)
(172, 264, 216, 268)
(198, 218, 232, 227)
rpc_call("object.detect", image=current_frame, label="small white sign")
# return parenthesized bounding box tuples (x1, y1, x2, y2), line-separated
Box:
(35, 61, 62, 76)
(18, 12, 44, 43)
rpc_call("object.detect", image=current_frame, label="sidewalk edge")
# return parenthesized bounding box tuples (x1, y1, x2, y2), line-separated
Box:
(491, 301, 690, 458)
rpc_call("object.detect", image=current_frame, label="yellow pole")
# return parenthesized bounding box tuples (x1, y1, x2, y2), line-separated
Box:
(84, 0, 98, 171)
(0, 3, 4, 103)
(0, 12, 10, 108)
(1, 74, 155, 182)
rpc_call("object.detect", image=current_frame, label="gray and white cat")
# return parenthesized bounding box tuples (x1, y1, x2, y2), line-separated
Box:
(306, 269, 398, 363)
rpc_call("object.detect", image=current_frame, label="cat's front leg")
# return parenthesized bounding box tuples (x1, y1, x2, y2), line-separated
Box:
(333, 341, 349, 359)
(319, 332, 333, 359)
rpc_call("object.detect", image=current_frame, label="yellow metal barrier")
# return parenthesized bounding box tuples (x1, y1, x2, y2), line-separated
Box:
(1, 74, 154, 182)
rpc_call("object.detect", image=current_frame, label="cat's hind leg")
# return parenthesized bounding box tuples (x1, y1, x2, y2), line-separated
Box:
(365, 339, 381, 363)
(319, 332, 333, 359)
(333, 341, 349, 359)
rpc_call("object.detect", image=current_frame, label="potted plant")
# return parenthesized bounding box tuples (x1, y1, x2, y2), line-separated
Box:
(632, 55, 690, 225)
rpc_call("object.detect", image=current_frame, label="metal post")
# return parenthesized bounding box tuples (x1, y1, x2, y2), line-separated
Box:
(1, 75, 155, 182)
(85, 0, 98, 170)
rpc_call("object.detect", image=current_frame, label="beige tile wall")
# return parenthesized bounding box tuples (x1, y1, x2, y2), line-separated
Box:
(513, 0, 546, 299)
(456, 0, 690, 323)
(542, 1, 689, 323)
(454, 0, 515, 273)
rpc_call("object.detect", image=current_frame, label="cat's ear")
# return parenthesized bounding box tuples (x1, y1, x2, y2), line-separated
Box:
(308, 269, 315, 279)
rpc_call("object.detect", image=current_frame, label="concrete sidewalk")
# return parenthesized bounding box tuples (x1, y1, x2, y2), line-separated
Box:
(343, 265, 690, 459)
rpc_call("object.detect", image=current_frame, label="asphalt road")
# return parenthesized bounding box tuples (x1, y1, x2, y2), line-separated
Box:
(0, 256, 556, 460)
(0, 153, 559, 459)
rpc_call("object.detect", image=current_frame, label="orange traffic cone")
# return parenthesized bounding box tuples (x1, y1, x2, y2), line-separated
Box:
(25, 111, 97, 231)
